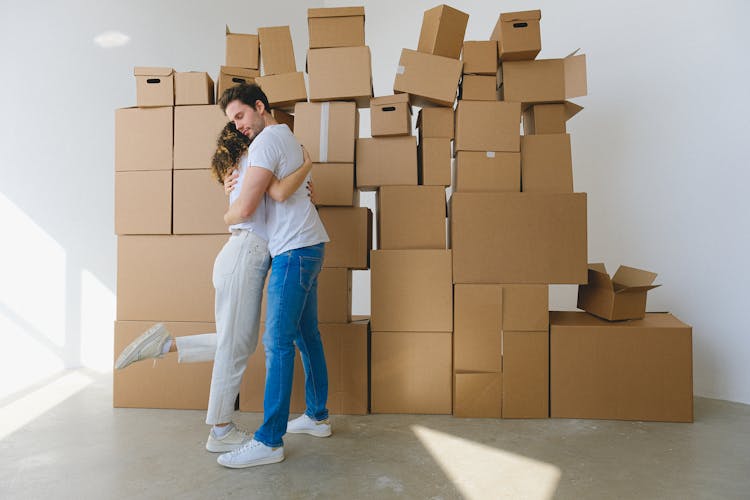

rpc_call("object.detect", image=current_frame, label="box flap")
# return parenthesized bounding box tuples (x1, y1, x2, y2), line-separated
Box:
(586, 263, 613, 290)
(226, 24, 231, 35)
(134, 67, 173, 77)
(589, 262, 607, 274)
(613, 265, 658, 288)
(220, 66, 260, 78)
(614, 284, 661, 294)
(371, 94, 410, 106)
(563, 52, 587, 99)
(563, 101, 584, 120)
(500, 10, 541, 22)
(308, 7, 365, 19)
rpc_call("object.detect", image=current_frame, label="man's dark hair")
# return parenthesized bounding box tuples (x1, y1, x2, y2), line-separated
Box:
(218, 83, 271, 113)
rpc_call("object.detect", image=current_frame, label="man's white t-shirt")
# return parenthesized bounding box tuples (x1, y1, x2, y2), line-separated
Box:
(247, 124, 329, 257)
(227, 151, 269, 242)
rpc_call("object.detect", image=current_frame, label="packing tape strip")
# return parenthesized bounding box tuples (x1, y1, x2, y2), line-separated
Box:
(319, 102, 330, 163)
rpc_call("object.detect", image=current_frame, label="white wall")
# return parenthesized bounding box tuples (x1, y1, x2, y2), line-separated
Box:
(1, 1, 748, 404)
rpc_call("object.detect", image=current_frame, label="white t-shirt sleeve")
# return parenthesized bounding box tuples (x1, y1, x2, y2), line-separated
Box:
(248, 134, 282, 176)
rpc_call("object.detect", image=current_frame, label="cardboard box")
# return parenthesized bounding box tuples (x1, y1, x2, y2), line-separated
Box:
(491, 10, 542, 61)
(134, 67, 174, 107)
(294, 102, 358, 163)
(502, 285, 549, 331)
(356, 136, 418, 190)
(307, 46, 373, 107)
(502, 330, 549, 418)
(393, 49, 462, 107)
(271, 108, 294, 132)
(217, 66, 260, 98)
(453, 284, 502, 373)
(417, 4, 469, 60)
(459, 75, 498, 101)
(377, 186, 446, 250)
(520, 133, 573, 193)
(577, 264, 661, 321)
(370, 94, 412, 137)
(550, 311, 693, 422)
(371, 331, 452, 414)
(225, 26, 259, 69)
(115, 107, 173, 172)
(523, 102, 583, 135)
(115, 170, 172, 235)
(117, 235, 227, 322)
(113, 321, 215, 409)
(311, 163, 356, 206)
(450, 193, 587, 284)
(317, 207, 372, 269)
(453, 151, 520, 192)
(318, 267, 352, 323)
(462, 41, 498, 75)
(173, 105, 229, 170)
(258, 26, 296, 75)
(418, 137, 452, 186)
(255, 72, 307, 111)
(370, 250, 453, 332)
(500, 51, 587, 104)
(454, 101, 520, 153)
(417, 107, 454, 139)
(173, 169, 227, 235)
(175, 72, 214, 105)
(308, 7, 365, 49)
(453, 372, 502, 418)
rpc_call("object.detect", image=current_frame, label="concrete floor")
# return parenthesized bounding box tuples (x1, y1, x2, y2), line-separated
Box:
(1, 371, 749, 500)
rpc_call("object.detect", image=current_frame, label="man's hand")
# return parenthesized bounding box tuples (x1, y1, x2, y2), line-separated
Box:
(223, 169, 239, 196)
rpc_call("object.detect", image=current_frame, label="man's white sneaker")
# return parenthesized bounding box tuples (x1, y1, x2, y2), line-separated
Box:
(286, 414, 332, 437)
(217, 439, 284, 468)
(205, 424, 253, 453)
(114, 323, 171, 370)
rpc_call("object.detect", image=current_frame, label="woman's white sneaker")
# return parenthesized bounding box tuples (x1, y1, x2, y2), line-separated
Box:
(114, 323, 171, 370)
(286, 414, 332, 437)
(205, 424, 253, 453)
(217, 439, 284, 468)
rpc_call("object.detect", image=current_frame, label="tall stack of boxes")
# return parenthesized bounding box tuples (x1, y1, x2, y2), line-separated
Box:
(256, 26, 307, 110)
(219, 26, 260, 97)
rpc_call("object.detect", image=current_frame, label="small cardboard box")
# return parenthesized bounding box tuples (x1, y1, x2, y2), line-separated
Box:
(416, 107, 454, 139)
(393, 49, 463, 107)
(491, 10, 542, 61)
(417, 4, 469, 60)
(454, 151, 520, 192)
(454, 101, 521, 153)
(550, 311, 693, 422)
(317, 207, 372, 269)
(520, 133, 573, 193)
(173, 169, 227, 235)
(577, 264, 661, 321)
(462, 41, 498, 75)
(502, 330, 549, 418)
(175, 72, 215, 105)
(307, 46, 373, 107)
(134, 67, 174, 107)
(173, 105, 229, 170)
(225, 26, 259, 69)
(459, 75, 498, 101)
(356, 136, 418, 190)
(115, 107, 173, 172)
(500, 50, 587, 104)
(523, 101, 583, 135)
(115, 170, 172, 235)
(454, 371, 502, 418)
(418, 137, 452, 186)
(377, 186, 446, 250)
(308, 6, 365, 49)
(370, 250, 453, 332)
(370, 94, 412, 137)
(318, 267, 352, 323)
(217, 66, 260, 99)
(311, 163, 356, 206)
(255, 72, 307, 111)
(450, 192, 587, 284)
(294, 101, 358, 163)
(258, 26, 296, 76)
(371, 330, 452, 414)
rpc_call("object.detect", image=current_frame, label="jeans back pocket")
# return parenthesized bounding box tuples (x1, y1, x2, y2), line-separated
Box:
(298, 255, 322, 292)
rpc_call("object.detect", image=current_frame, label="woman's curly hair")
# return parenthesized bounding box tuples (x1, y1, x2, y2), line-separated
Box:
(211, 122, 252, 184)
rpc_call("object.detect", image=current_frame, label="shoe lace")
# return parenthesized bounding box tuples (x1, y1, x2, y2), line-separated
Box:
(227, 439, 261, 457)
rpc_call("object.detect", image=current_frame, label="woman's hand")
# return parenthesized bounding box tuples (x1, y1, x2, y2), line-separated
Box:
(301, 145, 313, 174)
(224, 169, 239, 196)
(307, 180, 316, 205)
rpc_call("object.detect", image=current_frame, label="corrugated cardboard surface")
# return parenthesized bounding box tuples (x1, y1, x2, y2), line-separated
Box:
(454, 151, 520, 192)
(462, 41, 498, 75)
(271, 108, 294, 132)
(134, 67, 174, 107)
(172, 169, 227, 235)
(255, 72, 307, 111)
(521, 134, 573, 193)
(455, 101, 520, 153)
(502, 330, 549, 418)
(308, 46, 373, 107)
(417, 4, 469, 59)
(370, 95, 412, 137)
(417, 107, 454, 139)
(502, 285, 549, 331)
(225, 31, 259, 69)
(294, 102, 357, 163)
(394, 49, 463, 107)
(522, 102, 582, 135)
(317, 207, 372, 269)
(377, 186, 446, 250)
(454, 372, 502, 418)
(115, 170, 172, 235)
(173, 105, 228, 170)
(175, 72, 214, 106)
(311, 163, 356, 206)
(217, 66, 260, 98)
(491, 10, 542, 61)
(577, 264, 660, 321)
(356, 136, 418, 190)
(550, 311, 694, 422)
(308, 7, 365, 49)
(115, 107, 173, 172)
(459, 75, 498, 101)
(454, 284, 503, 372)
(501, 54, 587, 104)
(317, 267, 352, 324)
(258, 26, 296, 76)
(418, 137, 452, 186)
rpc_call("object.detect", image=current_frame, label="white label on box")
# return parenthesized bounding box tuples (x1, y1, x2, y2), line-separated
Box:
(486, 151, 495, 158)
(396, 65, 405, 75)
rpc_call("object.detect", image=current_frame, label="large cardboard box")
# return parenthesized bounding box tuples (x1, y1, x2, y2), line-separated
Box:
(417, 107, 454, 139)
(453, 372, 502, 418)
(450, 193, 587, 284)
(577, 264, 661, 321)
(318, 267, 352, 323)
(217, 66, 260, 98)
(134, 67, 174, 107)
(370, 94, 412, 137)
(311, 163, 356, 206)
(491, 10, 542, 61)
(258, 26, 296, 76)
(113, 321, 215, 409)
(523, 102, 583, 135)
(255, 72, 307, 111)
(356, 136, 418, 190)
(455, 101, 520, 153)
(115, 170, 172, 235)
(271, 108, 294, 132)
(115, 107, 173, 172)
(117, 235, 227, 322)
(371, 331, 452, 414)
(462, 41, 498, 75)
(317, 207, 372, 269)
(294, 102, 358, 163)
(173, 105, 229, 170)
(500, 51, 587, 104)
(418, 137, 452, 186)
(225, 26, 259, 69)
(502, 330, 549, 419)
(173, 169, 227, 235)
(377, 186, 446, 250)
(308, 7, 365, 49)
(307, 46, 373, 107)
(175, 72, 214, 105)
(393, 49, 462, 108)
(520, 133, 573, 193)
(370, 250, 453, 332)
(453, 151, 520, 192)
(550, 311, 693, 422)
(459, 75, 498, 101)
(417, 4, 469, 60)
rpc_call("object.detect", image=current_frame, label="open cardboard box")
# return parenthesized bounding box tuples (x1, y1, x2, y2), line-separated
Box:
(578, 263, 661, 321)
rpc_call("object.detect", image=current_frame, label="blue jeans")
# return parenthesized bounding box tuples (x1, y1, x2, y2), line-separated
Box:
(254, 243, 329, 448)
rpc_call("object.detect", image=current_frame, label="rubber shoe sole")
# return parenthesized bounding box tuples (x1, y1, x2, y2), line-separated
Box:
(114, 323, 170, 370)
